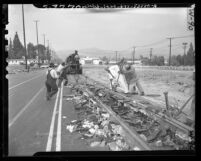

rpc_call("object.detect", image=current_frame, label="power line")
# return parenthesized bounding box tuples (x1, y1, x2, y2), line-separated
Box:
(136, 39, 167, 48)
(173, 35, 194, 39)
(122, 34, 194, 51)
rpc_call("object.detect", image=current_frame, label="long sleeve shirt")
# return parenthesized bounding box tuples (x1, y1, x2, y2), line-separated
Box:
(46, 68, 59, 79)
(121, 66, 138, 83)
(56, 64, 65, 73)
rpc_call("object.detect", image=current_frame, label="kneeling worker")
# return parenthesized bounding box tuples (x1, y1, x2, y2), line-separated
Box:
(45, 62, 59, 100)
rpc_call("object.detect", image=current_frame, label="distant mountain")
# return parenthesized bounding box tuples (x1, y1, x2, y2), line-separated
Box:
(56, 48, 116, 60)
(56, 48, 171, 61)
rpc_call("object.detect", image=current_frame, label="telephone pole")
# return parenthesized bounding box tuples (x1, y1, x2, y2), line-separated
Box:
(43, 34, 46, 63)
(182, 42, 188, 65)
(43, 34, 46, 47)
(47, 40, 50, 63)
(34, 20, 40, 67)
(115, 51, 118, 64)
(132, 47, 136, 65)
(167, 37, 173, 66)
(22, 4, 27, 69)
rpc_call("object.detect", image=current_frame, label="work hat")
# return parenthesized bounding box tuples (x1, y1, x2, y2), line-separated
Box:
(49, 62, 55, 68)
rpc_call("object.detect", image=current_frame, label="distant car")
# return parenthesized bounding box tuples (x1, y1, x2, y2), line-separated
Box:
(40, 64, 49, 68)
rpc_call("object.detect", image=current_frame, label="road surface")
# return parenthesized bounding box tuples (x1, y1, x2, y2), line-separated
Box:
(8, 70, 108, 156)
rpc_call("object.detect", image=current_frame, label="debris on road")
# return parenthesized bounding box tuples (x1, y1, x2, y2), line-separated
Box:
(63, 76, 194, 151)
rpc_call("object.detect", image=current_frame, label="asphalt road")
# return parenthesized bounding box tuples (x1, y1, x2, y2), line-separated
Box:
(8, 70, 106, 156)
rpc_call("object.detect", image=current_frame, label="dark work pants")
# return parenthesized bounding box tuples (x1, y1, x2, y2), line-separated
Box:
(58, 72, 68, 87)
(45, 80, 58, 98)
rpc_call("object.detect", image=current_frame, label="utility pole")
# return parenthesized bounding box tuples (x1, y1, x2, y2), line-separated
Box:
(132, 47, 136, 65)
(22, 4, 27, 69)
(182, 42, 188, 65)
(115, 51, 118, 64)
(34, 20, 40, 67)
(43, 34, 46, 63)
(167, 37, 173, 66)
(47, 40, 50, 63)
(43, 34, 46, 47)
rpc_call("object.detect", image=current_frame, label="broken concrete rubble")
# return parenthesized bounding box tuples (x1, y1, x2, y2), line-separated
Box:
(65, 87, 132, 151)
(64, 82, 194, 151)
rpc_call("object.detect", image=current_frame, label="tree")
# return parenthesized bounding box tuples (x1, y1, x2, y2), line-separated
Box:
(171, 55, 180, 66)
(12, 32, 24, 59)
(141, 57, 149, 65)
(186, 42, 195, 65)
(27, 43, 36, 59)
(37, 44, 46, 62)
(176, 55, 182, 65)
(158, 56, 165, 66)
(150, 56, 165, 66)
(46, 47, 51, 62)
(100, 56, 109, 64)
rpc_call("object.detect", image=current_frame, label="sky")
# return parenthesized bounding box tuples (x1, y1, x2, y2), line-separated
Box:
(6, 4, 195, 57)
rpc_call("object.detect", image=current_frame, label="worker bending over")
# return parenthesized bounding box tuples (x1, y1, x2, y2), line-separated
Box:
(106, 60, 144, 95)
(119, 63, 145, 95)
(57, 62, 68, 87)
(45, 63, 59, 101)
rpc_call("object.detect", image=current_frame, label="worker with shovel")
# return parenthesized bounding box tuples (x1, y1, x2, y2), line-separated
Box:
(105, 59, 145, 95)
(119, 62, 145, 95)
(45, 62, 59, 100)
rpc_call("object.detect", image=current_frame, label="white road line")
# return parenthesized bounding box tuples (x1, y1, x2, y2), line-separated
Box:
(46, 88, 61, 152)
(56, 82, 63, 151)
(9, 87, 45, 128)
(9, 74, 43, 90)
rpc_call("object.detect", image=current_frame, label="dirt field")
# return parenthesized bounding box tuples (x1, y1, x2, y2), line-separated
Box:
(83, 65, 195, 115)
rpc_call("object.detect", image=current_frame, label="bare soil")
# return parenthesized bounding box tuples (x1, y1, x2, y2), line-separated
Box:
(83, 65, 195, 115)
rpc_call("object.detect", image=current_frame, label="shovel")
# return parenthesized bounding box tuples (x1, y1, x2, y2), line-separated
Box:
(105, 67, 115, 79)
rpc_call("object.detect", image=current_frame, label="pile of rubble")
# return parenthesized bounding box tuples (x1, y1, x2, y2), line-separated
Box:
(86, 85, 194, 150)
(65, 82, 194, 151)
(65, 85, 137, 151)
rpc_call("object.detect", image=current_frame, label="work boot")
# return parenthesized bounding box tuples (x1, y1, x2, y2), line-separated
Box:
(46, 93, 50, 101)
(46, 95, 50, 101)
(64, 80, 68, 86)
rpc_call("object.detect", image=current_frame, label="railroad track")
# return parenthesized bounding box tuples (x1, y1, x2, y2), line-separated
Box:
(65, 74, 195, 151)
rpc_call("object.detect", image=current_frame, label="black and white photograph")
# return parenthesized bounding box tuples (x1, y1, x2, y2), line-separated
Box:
(6, 4, 195, 156)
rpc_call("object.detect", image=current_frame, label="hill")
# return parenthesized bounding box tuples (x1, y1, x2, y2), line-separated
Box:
(56, 48, 172, 61)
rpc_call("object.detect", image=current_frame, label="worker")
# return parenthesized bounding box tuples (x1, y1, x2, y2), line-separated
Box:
(118, 62, 145, 95)
(57, 62, 66, 88)
(45, 62, 59, 101)
(66, 50, 78, 64)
